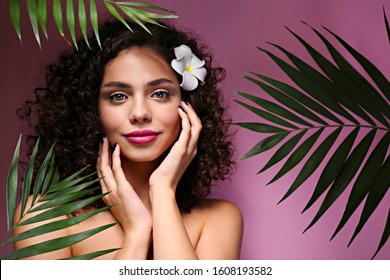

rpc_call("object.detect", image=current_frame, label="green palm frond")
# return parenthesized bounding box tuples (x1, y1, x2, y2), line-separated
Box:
(8, 0, 178, 49)
(0, 135, 118, 259)
(236, 12, 390, 258)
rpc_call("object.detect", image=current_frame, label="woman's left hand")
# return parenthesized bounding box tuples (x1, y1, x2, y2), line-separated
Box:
(149, 101, 202, 190)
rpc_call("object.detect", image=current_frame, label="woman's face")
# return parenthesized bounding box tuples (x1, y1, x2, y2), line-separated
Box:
(99, 47, 181, 163)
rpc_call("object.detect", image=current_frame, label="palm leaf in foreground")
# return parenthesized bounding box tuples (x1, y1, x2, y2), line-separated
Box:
(0, 135, 118, 259)
(235, 17, 389, 258)
(9, 0, 178, 48)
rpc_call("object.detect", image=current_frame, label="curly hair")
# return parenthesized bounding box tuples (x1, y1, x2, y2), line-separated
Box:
(18, 19, 235, 212)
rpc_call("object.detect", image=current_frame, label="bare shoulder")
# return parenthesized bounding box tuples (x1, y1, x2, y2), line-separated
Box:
(13, 194, 72, 259)
(187, 199, 244, 259)
(14, 194, 66, 225)
(193, 198, 243, 221)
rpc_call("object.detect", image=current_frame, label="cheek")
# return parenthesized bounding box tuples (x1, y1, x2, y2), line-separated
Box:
(99, 107, 122, 134)
(161, 109, 181, 135)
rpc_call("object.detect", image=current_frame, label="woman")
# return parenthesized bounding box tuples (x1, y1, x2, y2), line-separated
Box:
(14, 19, 243, 259)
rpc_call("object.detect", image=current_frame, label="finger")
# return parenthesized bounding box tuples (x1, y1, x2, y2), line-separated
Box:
(96, 141, 102, 175)
(180, 101, 202, 153)
(96, 138, 105, 176)
(98, 137, 117, 192)
(99, 176, 108, 195)
(111, 144, 133, 195)
(176, 105, 192, 148)
(96, 141, 108, 194)
(181, 100, 199, 119)
(181, 101, 202, 131)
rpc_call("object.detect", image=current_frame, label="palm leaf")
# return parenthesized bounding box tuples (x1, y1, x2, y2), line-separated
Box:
(236, 12, 390, 258)
(323, 26, 390, 102)
(6, 134, 21, 232)
(302, 127, 360, 212)
(18, 193, 107, 227)
(121, 8, 165, 27)
(44, 173, 96, 197)
(279, 127, 342, 203)
(7, 0, 178, 49)
(31, 144, 54, 203)
(114, 1, 178, 34)
(60, 248, 120, 260)
(117, 5, 151, 34)
(3, 206, 111, 245)
(302, 22, 390, 121)
(348, 155, 390, 247)
(240, 132, 290, 160)
(258, 46, 359, 124)
(331, 132, 389, 240)
(269, 128, 324, 186)
(255, 73, 343, 124)
(115, 1, 176, 12)
(270, 41, 369, 125)
(303, 129, 377, 233)
(372, 208, 389, 259)
(26, 0, 41, 48)
(65, 0, 78, 50)
(1, 223, 117, 260)
(286, 26, 386, 126)
(235, 122, 287, 134)
(258, 130, 306, 173)
(90, 0, 101, 48)
(77, 0, 90, 48)
(234, 99, 298, 129)
(103, 0, 133, 32)
(37, 0, 48, 39)
(239, 87, 314, 127)
(29, 186, 100, 213)
(246, 72, 329, 126)
(19, 138, 40, 219)
(53, 0, 65, 40)
(9, 0, 21, 41)
(0, 136, 118, 259)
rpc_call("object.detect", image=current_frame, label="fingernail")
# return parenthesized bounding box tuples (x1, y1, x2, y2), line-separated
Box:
(113, 143, 118, 151)
(178, 105, 184, 111)
(181, 96, 190, 105)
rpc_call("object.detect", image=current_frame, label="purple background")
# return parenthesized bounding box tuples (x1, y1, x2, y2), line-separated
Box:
(0, 0, 389, 259)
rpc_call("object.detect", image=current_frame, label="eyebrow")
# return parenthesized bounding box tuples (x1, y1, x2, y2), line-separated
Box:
(146, 78, 175, 87)
(101, 81, 131, 89)
(101, 78, 175, 89)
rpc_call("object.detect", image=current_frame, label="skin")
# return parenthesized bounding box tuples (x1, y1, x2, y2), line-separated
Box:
(13, 47, 243, 259)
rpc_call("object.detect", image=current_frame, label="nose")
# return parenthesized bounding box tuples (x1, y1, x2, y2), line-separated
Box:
(129, 95, 151, 124)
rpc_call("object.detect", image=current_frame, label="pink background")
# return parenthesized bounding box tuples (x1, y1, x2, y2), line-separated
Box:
(0, 0, 389, 259)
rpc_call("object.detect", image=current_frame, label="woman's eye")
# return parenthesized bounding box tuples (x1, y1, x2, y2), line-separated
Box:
(109, 93, 128, 102)
(151, 90, 169, 99)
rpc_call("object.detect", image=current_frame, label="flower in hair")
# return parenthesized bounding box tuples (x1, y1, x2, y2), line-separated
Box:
(171, 44, 207, 91)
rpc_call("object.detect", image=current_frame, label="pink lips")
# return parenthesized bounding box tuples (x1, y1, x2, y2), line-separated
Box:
(124, 130, 160, 144)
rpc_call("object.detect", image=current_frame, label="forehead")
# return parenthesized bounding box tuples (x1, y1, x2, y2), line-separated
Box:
(102, 47, 178, 83)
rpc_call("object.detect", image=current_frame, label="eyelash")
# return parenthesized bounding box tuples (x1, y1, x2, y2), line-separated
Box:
(109, 92, 128, 103)
(151, 90, 170, 99)
(108, 89, 170, 104)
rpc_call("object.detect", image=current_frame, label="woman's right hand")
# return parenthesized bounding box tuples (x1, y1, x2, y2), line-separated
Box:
(96, 137, 152, 237)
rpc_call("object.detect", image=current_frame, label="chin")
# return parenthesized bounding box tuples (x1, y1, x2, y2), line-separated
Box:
(122, 150, 166, 164)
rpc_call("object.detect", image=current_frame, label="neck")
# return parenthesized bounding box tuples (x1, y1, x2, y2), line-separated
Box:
(120, 157, 162, 211)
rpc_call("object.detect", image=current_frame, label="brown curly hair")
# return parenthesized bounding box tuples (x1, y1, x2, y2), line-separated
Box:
(18, 19, 235, 212)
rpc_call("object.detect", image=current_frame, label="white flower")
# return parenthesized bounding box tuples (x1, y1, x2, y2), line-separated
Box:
(171, 44, 207, 91)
